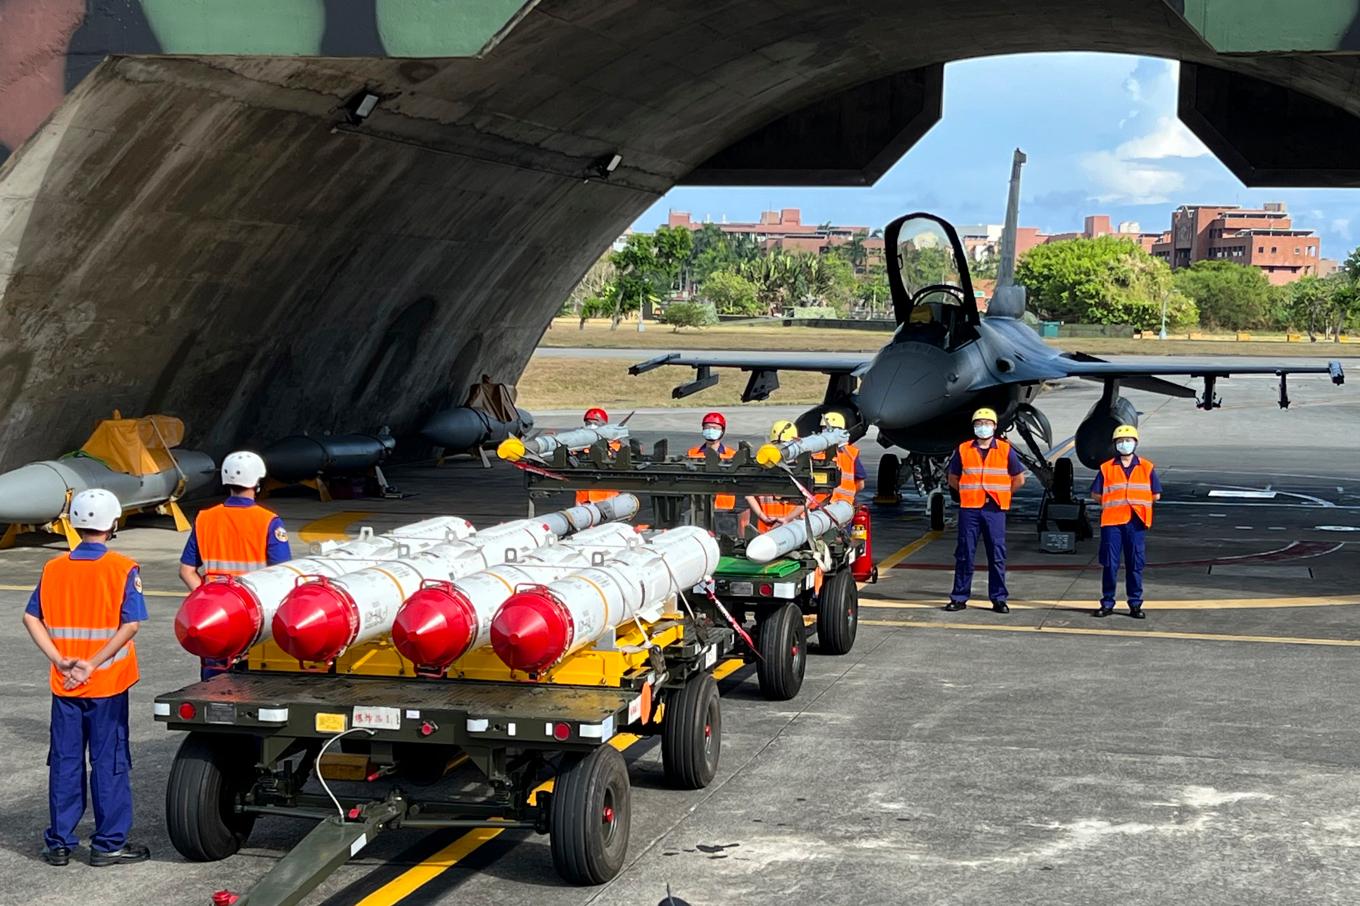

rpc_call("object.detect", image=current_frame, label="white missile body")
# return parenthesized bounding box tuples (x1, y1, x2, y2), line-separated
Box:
(490, 526, 720, 672)
(498, 425, 628, 462)
(745, 501, 855, 563)
(756, 428, 850, 467)
(539, 494, 639, 537)
(392, 522, 642, 669)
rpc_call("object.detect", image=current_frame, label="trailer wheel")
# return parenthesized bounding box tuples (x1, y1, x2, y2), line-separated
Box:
(757, 602, 806, 701)
(550, 746, 631, 885)
(661, 674, 721, 790)
(816, 568, 858, 655)
(165, 732, 258, 862)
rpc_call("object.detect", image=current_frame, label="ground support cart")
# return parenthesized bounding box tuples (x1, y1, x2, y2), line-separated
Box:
(155, 617, 735, 905)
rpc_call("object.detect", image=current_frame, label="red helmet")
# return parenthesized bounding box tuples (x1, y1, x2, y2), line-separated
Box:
(583, 407, 608, 425)
(701, 411, 726, 430)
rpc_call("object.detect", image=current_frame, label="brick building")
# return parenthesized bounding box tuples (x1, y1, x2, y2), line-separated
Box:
(665, 208, 884, 263)
(1150, 203, 1322, 285)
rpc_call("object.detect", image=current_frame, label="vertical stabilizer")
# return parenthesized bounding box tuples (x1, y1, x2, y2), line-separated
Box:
(988, 148, 1027, 318)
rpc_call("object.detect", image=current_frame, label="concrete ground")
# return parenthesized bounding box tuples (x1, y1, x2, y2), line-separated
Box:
(1, 361, 1358, 905)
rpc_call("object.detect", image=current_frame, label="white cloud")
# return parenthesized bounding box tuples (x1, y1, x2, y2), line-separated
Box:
(1115, 116, 1209, 160)
(1080, 150, 1187, 205)
(1331, 218, 1353, 242)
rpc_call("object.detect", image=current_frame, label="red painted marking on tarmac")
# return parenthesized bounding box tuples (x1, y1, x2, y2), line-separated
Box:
(892, 541, 1344, 571)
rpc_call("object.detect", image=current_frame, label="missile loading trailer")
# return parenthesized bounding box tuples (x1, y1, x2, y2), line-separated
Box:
(514, 437, 869, 702)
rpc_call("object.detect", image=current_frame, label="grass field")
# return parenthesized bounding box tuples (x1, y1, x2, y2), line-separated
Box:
(541, 318, 1356, 358)
(517, 357, 828, 410)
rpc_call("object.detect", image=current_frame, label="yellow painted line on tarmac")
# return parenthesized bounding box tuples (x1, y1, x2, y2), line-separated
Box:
(859, 596, 1360, 611)
(862, 617, 1360, 648)
(359, 657, 747, 906)
(876, 530, 943, 572)
(298, 511, 374, 543)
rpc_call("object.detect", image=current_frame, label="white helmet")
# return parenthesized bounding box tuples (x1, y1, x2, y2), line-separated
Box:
(69, 489, 121, 532)
(221, 451, 267, 488)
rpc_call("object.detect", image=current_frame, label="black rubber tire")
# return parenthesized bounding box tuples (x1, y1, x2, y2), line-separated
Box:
(165, 732, 258, 862)
(550, 746, 631, 885)
(816, 568, 859, 655)
(756, 602, 807, 701)
(661, 674, 721, 790)
(929, 491, 946, 531)
(876, 453, 901, 503)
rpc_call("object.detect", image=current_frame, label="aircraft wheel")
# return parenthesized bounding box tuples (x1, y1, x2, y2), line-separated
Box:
(757, 602, 807, 701)
(816, 567, 858, 655)
(166, 732, 258, 862)
(661, 674, 721, 790)
(550, 746, 631, 885)
(875, 454, 901, 505)
(929, 491, 946, 531)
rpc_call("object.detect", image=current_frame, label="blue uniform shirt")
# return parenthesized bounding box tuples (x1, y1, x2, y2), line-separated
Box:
(180, 495, 292, 568)
(1089, 455, 1163, 496)
(26, 542, 149, 624)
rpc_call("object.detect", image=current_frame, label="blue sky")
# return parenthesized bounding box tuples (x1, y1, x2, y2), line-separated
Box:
(632, 53, 1358, 261)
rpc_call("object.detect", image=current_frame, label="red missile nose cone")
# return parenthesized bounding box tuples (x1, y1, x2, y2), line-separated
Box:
(272, 582, 357, 663)
(392, 587, 476, 670)
(175, 581, 262, 660)
(491, 590, 572, 673)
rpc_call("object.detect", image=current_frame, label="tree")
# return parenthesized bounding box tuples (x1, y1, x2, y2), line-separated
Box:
(660, 300, 718, 331)
(699, 269, 761, 316)
(1172, 260, 1273, 330)
(1284, 275, 1334, 340)
(563, 251, 615, 328)
(1344, 245, 1360, 282)
(652, 225, 694, 294)
(1016, 236, 1198, 331)
(970, 252, 999, 281)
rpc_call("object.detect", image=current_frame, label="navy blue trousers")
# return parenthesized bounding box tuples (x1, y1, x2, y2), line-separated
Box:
(46, 692, 132, 852)
(950, 507, 1008, 604)
(1100, 520, 1146, 609)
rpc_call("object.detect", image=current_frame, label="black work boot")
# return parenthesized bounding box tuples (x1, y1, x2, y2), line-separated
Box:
(90, 844, 151, 867)
(40, 846, 70, 867)
(1093, 607, 1114, 618)
(991, 601, 1009, 614)
(1129, 608, 1146, 620)
(942, 601, 967, 612)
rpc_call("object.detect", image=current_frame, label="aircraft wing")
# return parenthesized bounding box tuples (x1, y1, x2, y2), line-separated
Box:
(1033, 352, 1344, 403)
(630, 352, 870, 401)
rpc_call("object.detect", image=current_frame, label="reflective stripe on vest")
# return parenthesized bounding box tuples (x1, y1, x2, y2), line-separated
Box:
(1099, 457, 1156, 527)
(39, 551, 140, 697)
(958, 440, 1013, 510)
(195, 503, 279, 577)
(687, 445, 736, 510)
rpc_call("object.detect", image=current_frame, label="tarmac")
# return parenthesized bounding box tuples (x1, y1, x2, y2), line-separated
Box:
(1, 360, 1358, 905)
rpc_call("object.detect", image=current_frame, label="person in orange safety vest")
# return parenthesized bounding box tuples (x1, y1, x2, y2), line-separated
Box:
(575, 407, 622, 505)
(747, 420, 801, 531)
(179, 450, 292, 679)
(1090, 424, 1161, 619)
(24, 488, 151, 867)
(943, 407, 1026, 614)
(688, 411, 736, 510)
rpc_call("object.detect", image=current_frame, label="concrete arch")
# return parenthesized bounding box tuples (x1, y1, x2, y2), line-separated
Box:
(0, 0, 1358, 468)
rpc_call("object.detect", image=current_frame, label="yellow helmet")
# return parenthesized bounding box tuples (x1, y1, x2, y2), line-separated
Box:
(769, 419, 797, 442)
(820, 411, 847, 430)
(972, 408, 998, 424)
(1112, 424, 1139, 441)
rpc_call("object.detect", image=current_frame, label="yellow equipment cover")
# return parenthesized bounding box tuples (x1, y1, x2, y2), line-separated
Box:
(79, 412, 186, 476)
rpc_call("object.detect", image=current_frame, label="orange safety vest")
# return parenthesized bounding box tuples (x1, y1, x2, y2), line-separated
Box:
(755, 496, 799, 530)
(687, 443, 736, 510)
(813, 447, 860, 507)
(957, 440, 1014, 510)
(575, 439, 622, 506)
(1099, 457, 1156, 528)
(195, 502, 279, 576)
(39, 551, 140, 698)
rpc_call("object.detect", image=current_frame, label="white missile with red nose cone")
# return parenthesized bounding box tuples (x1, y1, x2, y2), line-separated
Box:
(391, 522, 641, 672)
(490, 526, 720, 674)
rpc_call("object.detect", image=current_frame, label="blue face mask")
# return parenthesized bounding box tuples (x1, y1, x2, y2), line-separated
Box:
(1115, 439, 1136, 456)
(973, 423, 995, 440)
(702, 427, 722, 441)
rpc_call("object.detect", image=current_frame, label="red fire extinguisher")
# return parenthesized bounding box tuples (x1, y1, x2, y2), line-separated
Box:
(850, 505, 876, 583)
